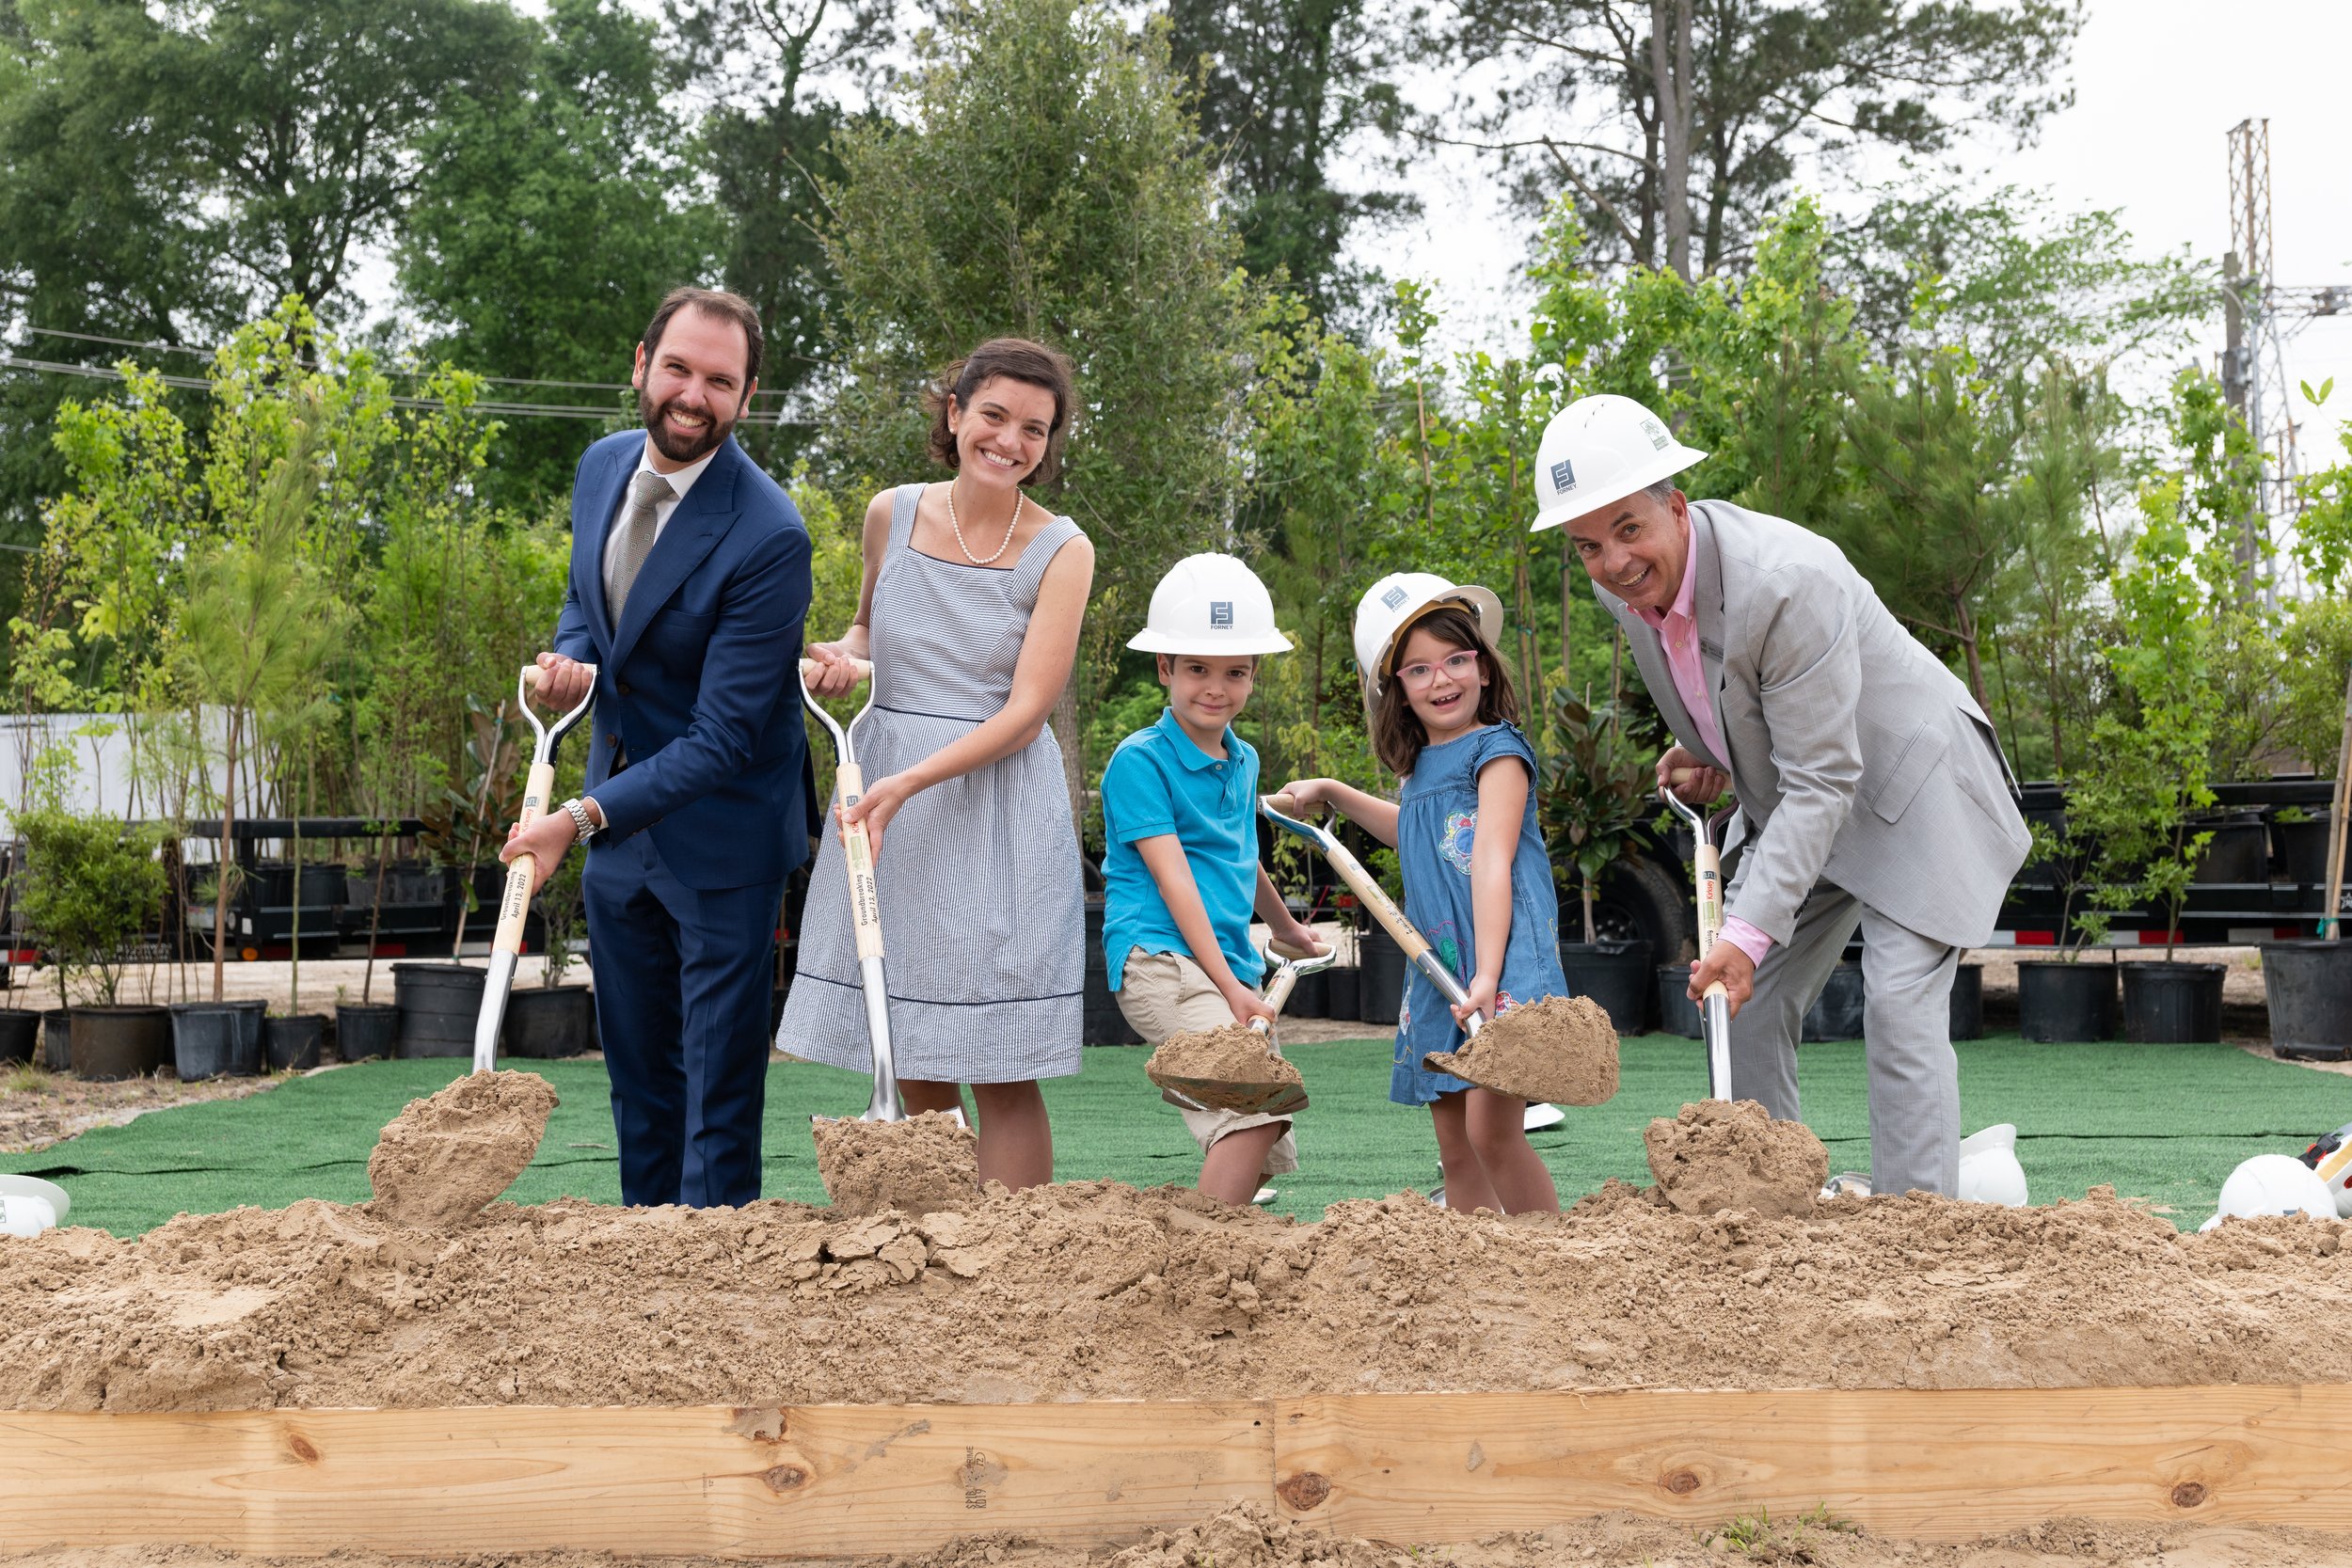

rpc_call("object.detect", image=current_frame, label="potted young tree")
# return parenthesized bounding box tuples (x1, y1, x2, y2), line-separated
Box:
(15, 789, 170, 1080)
(1541, 689, 1657, 1034)
(501, 848, 594, 1057)
(2013, 810, 2122, 1042)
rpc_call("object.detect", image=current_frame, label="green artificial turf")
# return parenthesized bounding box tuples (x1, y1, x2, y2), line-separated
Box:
(6, 1033, 2346, 1237)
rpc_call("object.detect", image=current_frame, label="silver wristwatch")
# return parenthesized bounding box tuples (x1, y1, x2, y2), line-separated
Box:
(563, 798, 597, 846)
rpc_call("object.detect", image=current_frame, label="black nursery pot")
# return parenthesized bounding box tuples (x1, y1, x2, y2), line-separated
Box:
(2263, 940, 2352, 1061)
(1324, 964, 1359, 1022)
(0, 1007, 39, 1066)
(1948, 962, 1985, 1042)
(335, 1003, 400, 1063)
(1557, 941, 1653, 1035)
(503, 985, 596, 1059)
(1081, 901, 1142, 1046)
(1655, 963, 1703, 1039)
(265, 1013, 326, 1072)
(2119, 961, 2224, 1044)
(2016, 959, 2119, 1042)
(1358, 926, 1406, 1026)
(68, 1006, 168, 1081)
(1801, 961, 1866, 1042)
(392, 961, 487, 1059)
(169, 1003, 261, 1082)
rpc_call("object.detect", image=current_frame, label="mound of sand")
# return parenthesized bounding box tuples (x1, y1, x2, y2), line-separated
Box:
(1422, 994, 1618, 1105)
(5, 1172, 2348, 1413)
(1146, 1024, 1304, 1112)
(813, 1110, 977, 1215)
(365, 1070, 559, 1231)
(1644, 1099, 1829, 1219)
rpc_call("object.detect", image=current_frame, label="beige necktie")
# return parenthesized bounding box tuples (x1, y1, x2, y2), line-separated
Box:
(608, 469, 675, 628)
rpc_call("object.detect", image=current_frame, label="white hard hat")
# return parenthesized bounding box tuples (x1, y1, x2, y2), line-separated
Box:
(0, 1175, 68, 1239)
(2200, 1153, 2338, 1231)
(1530, 393, 1708, 531)
(1352, 573, 1506, 699)
(1956, 1124, 2028, 1207)
(1127, 553, 1293, 657)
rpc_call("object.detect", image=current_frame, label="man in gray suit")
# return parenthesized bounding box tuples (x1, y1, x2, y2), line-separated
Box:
(1534, 394, 2030, 1196)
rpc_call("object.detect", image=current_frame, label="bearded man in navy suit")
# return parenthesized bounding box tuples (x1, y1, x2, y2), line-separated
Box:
(501, 286, 814, 1209)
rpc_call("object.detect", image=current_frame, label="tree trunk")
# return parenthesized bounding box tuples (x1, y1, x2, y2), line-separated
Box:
(1953, 594, 1991, 717)
(1649, 0, 1694, 279)
(1050, 678, 1085, 852)
(212, 707, 240, 1005)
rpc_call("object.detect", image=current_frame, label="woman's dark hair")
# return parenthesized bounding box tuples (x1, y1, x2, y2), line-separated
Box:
(925, 338, 1077, 487)
(1370, 604, 1520, 778)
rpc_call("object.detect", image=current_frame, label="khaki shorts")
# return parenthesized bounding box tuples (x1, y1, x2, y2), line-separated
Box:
(1116, 948, 1299, 1178)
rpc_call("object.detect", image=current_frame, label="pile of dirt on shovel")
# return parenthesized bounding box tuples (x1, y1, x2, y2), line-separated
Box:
(813, 1109, 979, 1215)
(365, 1069, 560, 1230)
(1422, 994, 1618, 1105)
(8, 1500, 2351, 1567)
(4, 1166, 2348, 1414)
(1644, 1099, 1829, 1219)
(1146, 1024, 1304, 1096)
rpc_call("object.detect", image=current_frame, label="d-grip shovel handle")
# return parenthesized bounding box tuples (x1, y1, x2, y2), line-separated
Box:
(491, 662, 599, 960)
(1249, 940, 1333, 1035)
(1262, 792, 1482, 1035)
(800, 657, 882, 964)
(1659, 777, 1728, 1005)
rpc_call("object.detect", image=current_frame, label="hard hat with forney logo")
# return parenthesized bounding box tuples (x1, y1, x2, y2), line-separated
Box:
(1127, 552, 1294, 656)
(1530, 392, 1709, 531)
(1352, 572, 1506, 701)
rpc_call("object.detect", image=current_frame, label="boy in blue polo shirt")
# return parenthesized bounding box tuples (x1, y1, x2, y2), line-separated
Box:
(1103, 554, 1327, 1206)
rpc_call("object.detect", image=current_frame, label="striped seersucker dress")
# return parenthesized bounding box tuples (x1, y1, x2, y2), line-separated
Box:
(776, 482, 1087, 1084)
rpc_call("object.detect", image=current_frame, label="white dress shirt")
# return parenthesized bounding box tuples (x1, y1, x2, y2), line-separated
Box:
(601, 437, 718, 603)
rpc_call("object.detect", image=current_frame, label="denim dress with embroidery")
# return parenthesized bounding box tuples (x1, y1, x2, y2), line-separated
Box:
(1388, 721, 1567, 1105)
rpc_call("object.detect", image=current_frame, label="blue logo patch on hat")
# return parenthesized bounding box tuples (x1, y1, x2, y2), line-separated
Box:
(1210, 600, 1233, 628)
(1380, 585, 1408, 610)
(1550, 458, 1576, 493)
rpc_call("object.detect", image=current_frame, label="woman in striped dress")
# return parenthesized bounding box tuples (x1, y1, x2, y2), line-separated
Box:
(781, 339, 1094, 1189)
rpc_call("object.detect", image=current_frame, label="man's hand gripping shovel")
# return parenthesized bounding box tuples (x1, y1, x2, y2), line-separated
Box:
(1660, 775, 1735, 1102)
(471, 662, 597, 1073)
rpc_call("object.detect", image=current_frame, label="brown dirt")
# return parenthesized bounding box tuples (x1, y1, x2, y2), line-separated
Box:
(1644, 1100, 1829, 1219)
(364, 1069, 560, 1230)
(0, 1065, 286, 1154)
(814, 1110, 979, 1215)
(4, 1171, 2349, 1413)
(5, 1499, 2351, 1567)
(1423, 995, 1619, 1105)
(1146, 1024, 1304, 1109)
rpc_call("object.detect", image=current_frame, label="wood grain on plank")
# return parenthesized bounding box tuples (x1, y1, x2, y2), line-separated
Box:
(1272, 1386, 2352, 1542)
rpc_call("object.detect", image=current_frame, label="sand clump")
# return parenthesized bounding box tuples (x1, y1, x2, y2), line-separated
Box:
(364, 1069, 559, 1231)
(1422, 994, 1619, 1105)
(814, 1110, 978, 1215)
(8, 1504, 2352, 1568)
(5, 1172, 2350, 1414)
(1146, 1024, 1304, 1111)
(1645, 1099, 1829, 1219)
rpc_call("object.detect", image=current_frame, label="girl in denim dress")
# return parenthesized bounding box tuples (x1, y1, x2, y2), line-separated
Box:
(1277, 578, 1564, 1214)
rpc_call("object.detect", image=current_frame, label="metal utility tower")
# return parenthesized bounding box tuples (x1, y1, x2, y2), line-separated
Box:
(2221, 118, 2347, 593)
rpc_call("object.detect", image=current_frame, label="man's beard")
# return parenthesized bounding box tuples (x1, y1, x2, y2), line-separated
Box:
(644, 395, 734, 464)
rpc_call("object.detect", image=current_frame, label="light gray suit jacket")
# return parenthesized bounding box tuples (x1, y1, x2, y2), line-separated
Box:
(1593, 499, 2030, 950)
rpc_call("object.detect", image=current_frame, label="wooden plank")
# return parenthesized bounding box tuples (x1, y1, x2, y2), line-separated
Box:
(1271, 1386, 2352, 1542)
(0, 1401, 1275, 1559)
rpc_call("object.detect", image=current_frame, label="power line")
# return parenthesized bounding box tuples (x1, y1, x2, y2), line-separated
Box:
(13, 324, 796, 398)
(0, 354, 814, 425)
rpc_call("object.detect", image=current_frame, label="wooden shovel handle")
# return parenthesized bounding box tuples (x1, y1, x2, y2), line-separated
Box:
(834, 761, 884, 962)
(491, 759, 557, 959)
(1266, 792, 1430, 964)
(1692, 839, 1728, 1001)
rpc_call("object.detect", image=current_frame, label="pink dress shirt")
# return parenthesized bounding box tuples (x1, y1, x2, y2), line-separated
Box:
(1631, 516, 1774, 971)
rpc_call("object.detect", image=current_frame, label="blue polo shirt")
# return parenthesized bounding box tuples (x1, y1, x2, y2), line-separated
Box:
(1100, 708, 1264, 991)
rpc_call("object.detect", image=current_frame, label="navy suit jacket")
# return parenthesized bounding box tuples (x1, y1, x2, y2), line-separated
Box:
(553, 430, 817, 892)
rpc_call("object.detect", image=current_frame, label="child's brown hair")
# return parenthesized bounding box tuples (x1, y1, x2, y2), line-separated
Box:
(1370, 605, 1520, 777)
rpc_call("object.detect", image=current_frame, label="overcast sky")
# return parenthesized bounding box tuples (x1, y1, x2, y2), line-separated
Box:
(1359, 0, 2352, 471)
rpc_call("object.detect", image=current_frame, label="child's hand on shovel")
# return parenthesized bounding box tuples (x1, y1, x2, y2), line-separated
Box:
(1449, 972, 1500, 1028)
(498, 814, 573, 897)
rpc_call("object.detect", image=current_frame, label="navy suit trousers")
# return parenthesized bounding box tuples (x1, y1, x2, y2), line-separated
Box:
(583, 832, 783, 1208)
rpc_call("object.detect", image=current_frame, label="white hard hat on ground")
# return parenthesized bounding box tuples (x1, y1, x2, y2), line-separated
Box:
(2200, 1153, 2338, 1231)
(0, 1175, 69, 1239)
(1352, 573, 1506, 699)
(1956, 1124, 2028, 1207)
(1530, 392, 1708, 531)
(1127, 553, 1293, 657)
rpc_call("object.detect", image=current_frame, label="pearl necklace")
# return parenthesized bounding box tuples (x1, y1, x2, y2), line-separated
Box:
(946, 478, 1023, 565)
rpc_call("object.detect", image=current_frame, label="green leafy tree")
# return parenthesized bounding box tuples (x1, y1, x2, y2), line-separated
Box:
(821, 0, 1259, 815)
(1165, 0, 1410, 325)
(1541, 691, 1657, 942)
(16, 801, 169, 1009)
(397, 0, 721, 504)
(1438, 0, 2084, 277)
